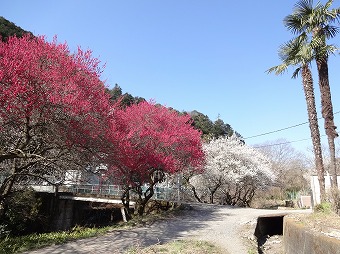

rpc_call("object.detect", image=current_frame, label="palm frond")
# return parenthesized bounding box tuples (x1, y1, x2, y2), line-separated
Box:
(325, 44, 338, 55)
(332, 7, 340, 23)
(266, 63, 288, 75)
(315, 43, 338, 57)
(287, 0, 340, 36)
(292, 67, 302, 79)
(280, 35, 313, 63)
(268, 33, 314, 79)
(284, 14, 304, 34)
(284, 0, 316, 34)
(294, 0, 314, 13)
(325, 8, 340, 19)
(325, 0, 334, 10)
(294, 0, 314, 25)
(323, 25, 339, 38)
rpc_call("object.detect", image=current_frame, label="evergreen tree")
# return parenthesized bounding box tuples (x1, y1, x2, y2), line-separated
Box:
(0, 16, 32, 41)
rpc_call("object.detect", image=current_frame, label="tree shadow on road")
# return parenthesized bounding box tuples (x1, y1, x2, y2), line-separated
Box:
(113, 204, 234, 252)
(25, 204, 234, 254)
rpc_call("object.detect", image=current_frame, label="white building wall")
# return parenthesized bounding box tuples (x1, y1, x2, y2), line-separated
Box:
(311, 174, 340, 206)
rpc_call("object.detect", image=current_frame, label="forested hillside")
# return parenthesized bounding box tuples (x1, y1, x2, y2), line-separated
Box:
(107, 84, 241, 139)
(0, 16, 32, 41)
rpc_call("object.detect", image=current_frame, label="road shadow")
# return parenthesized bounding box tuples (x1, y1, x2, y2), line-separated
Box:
(25, 204, 233, 254)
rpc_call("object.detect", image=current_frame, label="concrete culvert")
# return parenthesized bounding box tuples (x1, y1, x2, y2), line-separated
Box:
(254, 214, 286, 254)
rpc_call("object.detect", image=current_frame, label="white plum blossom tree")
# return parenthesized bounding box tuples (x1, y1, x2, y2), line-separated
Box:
(190, 136, 274, 206)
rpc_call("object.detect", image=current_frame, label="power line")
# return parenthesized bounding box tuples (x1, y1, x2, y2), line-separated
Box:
(244, 111, 340, 140)
(252, 137, 315, 148)
(244, 121, 309, 139)
(252, 135, 329, 149)
(246, 111, 340, 149)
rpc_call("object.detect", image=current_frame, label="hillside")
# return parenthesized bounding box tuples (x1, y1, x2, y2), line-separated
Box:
(0, 16, 32, 41)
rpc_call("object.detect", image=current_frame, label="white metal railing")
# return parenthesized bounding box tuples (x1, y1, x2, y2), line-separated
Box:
(63, 184, 124, 197)
(62, 184, 180, 201)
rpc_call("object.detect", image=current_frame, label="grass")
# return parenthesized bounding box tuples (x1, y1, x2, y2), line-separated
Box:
(314, 202, 333, 214)
(247, 248, 258, 254)
(124, 239, 225, 254)
(0, 225, 113, 254)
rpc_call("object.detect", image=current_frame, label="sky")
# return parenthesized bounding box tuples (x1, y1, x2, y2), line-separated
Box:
(2, 0, 340, 156)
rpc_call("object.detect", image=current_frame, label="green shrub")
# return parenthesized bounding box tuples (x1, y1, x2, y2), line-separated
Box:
(1, 188, 44, 237)
(314, 202, 332, 214)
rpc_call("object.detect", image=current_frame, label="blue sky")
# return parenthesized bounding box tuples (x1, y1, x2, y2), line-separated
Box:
(2, 0, 340, 155)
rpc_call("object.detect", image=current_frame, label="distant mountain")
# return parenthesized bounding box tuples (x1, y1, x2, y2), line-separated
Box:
(0, 16, 32, 41)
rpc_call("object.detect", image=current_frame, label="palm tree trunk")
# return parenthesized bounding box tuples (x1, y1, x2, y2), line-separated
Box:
(302, 65, 326, 202)
(316, 56, 338, 189)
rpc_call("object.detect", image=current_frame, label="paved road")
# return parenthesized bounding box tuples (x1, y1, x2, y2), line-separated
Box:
(25, 204, 311, 254)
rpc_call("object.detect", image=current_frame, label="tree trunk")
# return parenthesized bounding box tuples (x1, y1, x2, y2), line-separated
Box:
(135, 185, 155, 216)
(302, 65, 326, 202)
(0, 175, 16, 204)
(225, 192, 232, 205)
(121, 186, 132, 220)
(209, 191, 215, 204)
(209, 185, 220, 204)
(0, 159, 18, 205)
(190, 185, 203, 203)
(316, 56, 338, 189)
(182, 174, 203, 203)
(135, 200, 146, 216)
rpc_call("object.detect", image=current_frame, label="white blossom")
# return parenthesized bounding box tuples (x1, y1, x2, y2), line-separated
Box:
(204, 137, 273, 181)
(190, 136, 275, 204)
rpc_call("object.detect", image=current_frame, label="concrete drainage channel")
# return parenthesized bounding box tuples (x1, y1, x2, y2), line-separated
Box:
(254, 214, 286, 254)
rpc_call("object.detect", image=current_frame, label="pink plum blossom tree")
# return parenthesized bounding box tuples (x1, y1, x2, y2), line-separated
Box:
(0, 35, 111, 205)
(106, 101, 204, 215)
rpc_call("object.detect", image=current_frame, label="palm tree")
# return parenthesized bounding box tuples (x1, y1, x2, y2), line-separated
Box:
(284, 0, 340, 188)
(267, 36, 327, 202)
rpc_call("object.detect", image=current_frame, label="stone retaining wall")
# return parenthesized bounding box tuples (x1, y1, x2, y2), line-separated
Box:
(283, 217, 340, 254)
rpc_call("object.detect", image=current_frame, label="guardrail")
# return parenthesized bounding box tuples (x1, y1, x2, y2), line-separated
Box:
(64, 184, 124, 196)
(61, 184, 180, 201)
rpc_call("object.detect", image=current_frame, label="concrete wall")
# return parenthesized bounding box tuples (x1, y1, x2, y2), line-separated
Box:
(283, 217, 340, 254)
(37, 192, 125, 231)
(52, 198, 75, 231)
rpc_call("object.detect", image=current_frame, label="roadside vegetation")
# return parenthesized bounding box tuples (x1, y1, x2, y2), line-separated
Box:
(283, 200, 340, 247)
(0, 205, 188, 254)
(0, 226, 112, 254)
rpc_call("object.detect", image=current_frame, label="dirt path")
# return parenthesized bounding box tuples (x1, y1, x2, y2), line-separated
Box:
(25, 204, 311, 254)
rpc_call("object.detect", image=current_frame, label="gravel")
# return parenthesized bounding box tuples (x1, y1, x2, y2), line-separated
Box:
(25, 204, 311, 254)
